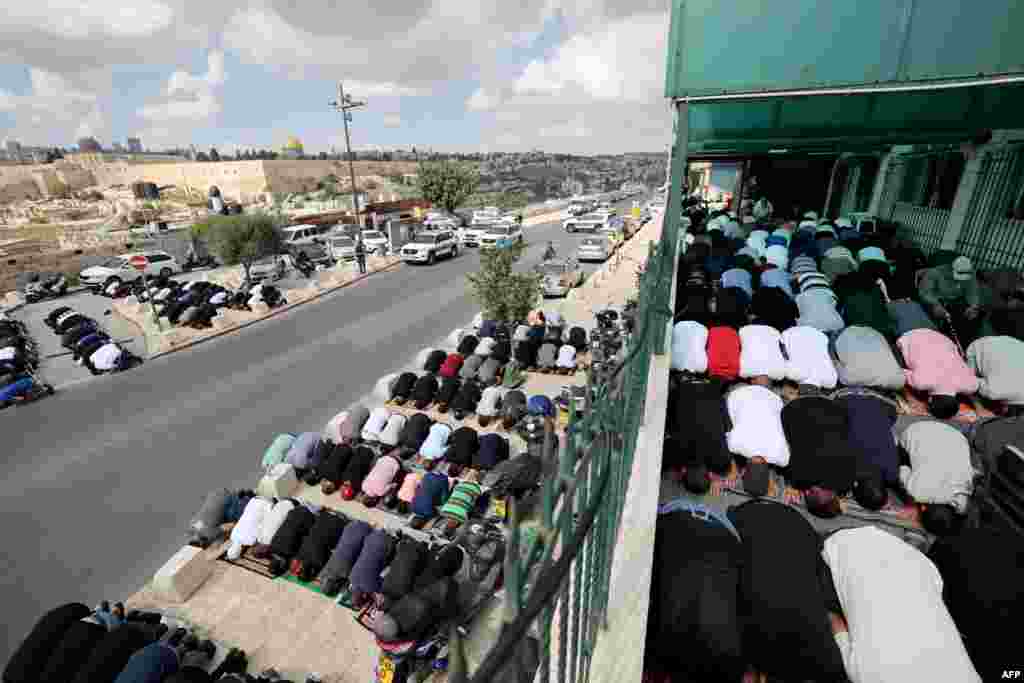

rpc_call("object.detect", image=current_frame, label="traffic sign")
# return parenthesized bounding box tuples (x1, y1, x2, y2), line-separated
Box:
(128, 255, 148, 272)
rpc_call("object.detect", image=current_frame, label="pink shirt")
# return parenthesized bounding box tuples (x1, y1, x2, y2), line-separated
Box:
(361, 455, 401, 497)
(898, 329, 979, 397)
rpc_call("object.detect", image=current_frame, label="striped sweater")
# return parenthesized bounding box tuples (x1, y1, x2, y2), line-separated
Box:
(439, 480, 483, 524)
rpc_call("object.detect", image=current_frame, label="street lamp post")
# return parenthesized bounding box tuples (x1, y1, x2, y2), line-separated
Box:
(330, 82, 366, 233)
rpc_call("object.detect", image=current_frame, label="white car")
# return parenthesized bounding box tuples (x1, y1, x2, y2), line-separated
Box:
(401, 230, 459, 264)
(247, 254, 288, 282)
(360, 229, 390, 255)
(327, 234, 357, 262)
(460, 224, 490, 247)
(79, 250, 181, 290)
(576, 236, 612, 262)
(479, 224, 524, 250)
(563, 212, 610, 233)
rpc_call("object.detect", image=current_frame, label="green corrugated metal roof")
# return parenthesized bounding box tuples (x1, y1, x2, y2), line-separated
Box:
(665, 0, 1024, 98)
(683, 83, 1024, 155)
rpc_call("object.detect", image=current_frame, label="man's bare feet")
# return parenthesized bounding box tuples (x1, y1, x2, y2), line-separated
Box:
(784, 486, 804, 505)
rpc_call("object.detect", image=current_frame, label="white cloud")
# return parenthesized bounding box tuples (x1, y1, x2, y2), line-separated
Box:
(139, 50, 225, 124)
(469, 11, 672, 153)
(466, 89, 501, 112)
(0, 68, 108, 144)
(512, 13, 667, 102)
(382, 113, 402, 128)
(6, 1, 175, 40)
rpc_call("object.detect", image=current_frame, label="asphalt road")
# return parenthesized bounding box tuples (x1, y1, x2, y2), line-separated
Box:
(0, 206, 633, 661)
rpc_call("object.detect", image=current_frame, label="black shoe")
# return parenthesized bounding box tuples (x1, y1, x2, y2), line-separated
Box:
(166, 627, 188, 647)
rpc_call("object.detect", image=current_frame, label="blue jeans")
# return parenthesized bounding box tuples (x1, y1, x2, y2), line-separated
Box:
(658, 498, 741, 540)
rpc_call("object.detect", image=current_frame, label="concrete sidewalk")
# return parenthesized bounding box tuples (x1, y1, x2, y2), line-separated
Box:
(553, 214, 663, 328)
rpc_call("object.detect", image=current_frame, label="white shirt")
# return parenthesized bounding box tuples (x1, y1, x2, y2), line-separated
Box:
(476, 337, 497, 356)
(361, 407, 391, 441)
(738, 325, 786, 380)
(557, 344, 577, 368)
(89, 343, 123, 371)
(823, 527, 980, 683)
(898, 421, 974, 512)
(477, 386, 505, 416)
(322, 410, 348, 444)
(671, 321, 709, 373)
(0, 347, 16, 362)
(209, 291, 228, 305)
(256, 499, 295, 545)
(154, 287, 173, 302)
(227, 497, 273, 559)
(781, 326, 838, 389)
(379, 414, 407, 446)
(726, 384, 790, 466)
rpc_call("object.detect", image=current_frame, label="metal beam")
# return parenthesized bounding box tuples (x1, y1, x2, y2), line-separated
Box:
(674, 73, 1024, 103)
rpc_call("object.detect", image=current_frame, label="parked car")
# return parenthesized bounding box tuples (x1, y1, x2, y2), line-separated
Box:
(360, 229, 390, 255)
(563, 212, 610, 233)
(79, 251, 181, 290)
(247, 254, 288, 282)
(576, 236, 612, 262)
(479, 224, 524, 250)
(460, 223, 491, 247)
(287, 242, 331, 266)
(538, 258, 584, 297)
(281, 224, 329, 248)
(327, 234, 357, 262)
(401, 230, 459, 264)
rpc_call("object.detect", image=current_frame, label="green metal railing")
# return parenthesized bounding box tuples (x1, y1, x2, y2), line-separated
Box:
(449, 179, 682, 683)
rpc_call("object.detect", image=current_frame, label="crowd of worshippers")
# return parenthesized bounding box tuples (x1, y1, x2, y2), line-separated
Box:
(2, 601, 258, 683)
(645, 499, 1021, 683)
(43, 306, 140, 374)
(100, 274, 287, 329)
(0, 314, 50, 406)
(245, 398, 549, 536)
(668, 210, 1024, 535)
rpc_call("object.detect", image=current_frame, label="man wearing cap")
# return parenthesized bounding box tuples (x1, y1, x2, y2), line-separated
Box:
(919, 256, 984, 342)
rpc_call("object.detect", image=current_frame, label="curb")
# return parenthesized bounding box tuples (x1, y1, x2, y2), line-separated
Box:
(147, 259, 404, 360)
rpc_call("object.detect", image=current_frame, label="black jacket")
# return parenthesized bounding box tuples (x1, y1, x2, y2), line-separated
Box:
(423, 349, 447, 373)
(381, 536, 428, 601)
(646, 511, 745, 682)
(666, 380, 731, 474)
(781, 397, 857, 493)
(451, 380, 482, 413)
(269, 505, 316, 559)
(412, 374, 439, 404)
(391, 372, 418, 399)
(319, 443, 354, 484)
(727, 500, 846, 681)
(446, 427, 480, 466)
(457, 335, 480, 355)
(295, 510, 348, 578)
(342, 446, 377, 489)
(475, 433, 510, 470)
(400, 413, 433, 450)
(436, 376, 461, 405)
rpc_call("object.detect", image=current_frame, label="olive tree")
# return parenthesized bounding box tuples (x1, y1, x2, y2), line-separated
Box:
(467, 242, 542, 322)
(416, 160, 479, 214)
(202, 214, 283, 281)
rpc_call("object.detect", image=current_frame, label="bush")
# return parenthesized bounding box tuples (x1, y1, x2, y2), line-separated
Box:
(199, 214, 284, 281)
(467, 242, 541, 322)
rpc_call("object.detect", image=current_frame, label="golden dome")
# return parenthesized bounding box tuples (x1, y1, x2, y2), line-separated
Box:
(283, 136, 303, 151)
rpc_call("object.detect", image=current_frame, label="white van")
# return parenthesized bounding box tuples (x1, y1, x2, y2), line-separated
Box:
(281, 224, 328, 247)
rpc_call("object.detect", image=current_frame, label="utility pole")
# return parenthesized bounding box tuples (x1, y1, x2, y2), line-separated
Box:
(330, 82, 366, 231)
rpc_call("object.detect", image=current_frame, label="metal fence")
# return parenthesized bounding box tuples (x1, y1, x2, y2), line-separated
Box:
(955, 145, 1024, 270)
(449, 204, 677, 683)
(890, 202, 952, 255)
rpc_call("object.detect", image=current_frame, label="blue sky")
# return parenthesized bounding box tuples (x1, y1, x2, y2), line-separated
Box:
(0, 2, 671, 154)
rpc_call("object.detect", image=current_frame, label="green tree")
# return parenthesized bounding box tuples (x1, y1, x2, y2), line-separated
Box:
(416, 159, 479, 214)
(201, 214, 283, 281)
(466, 242, 542, 322)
